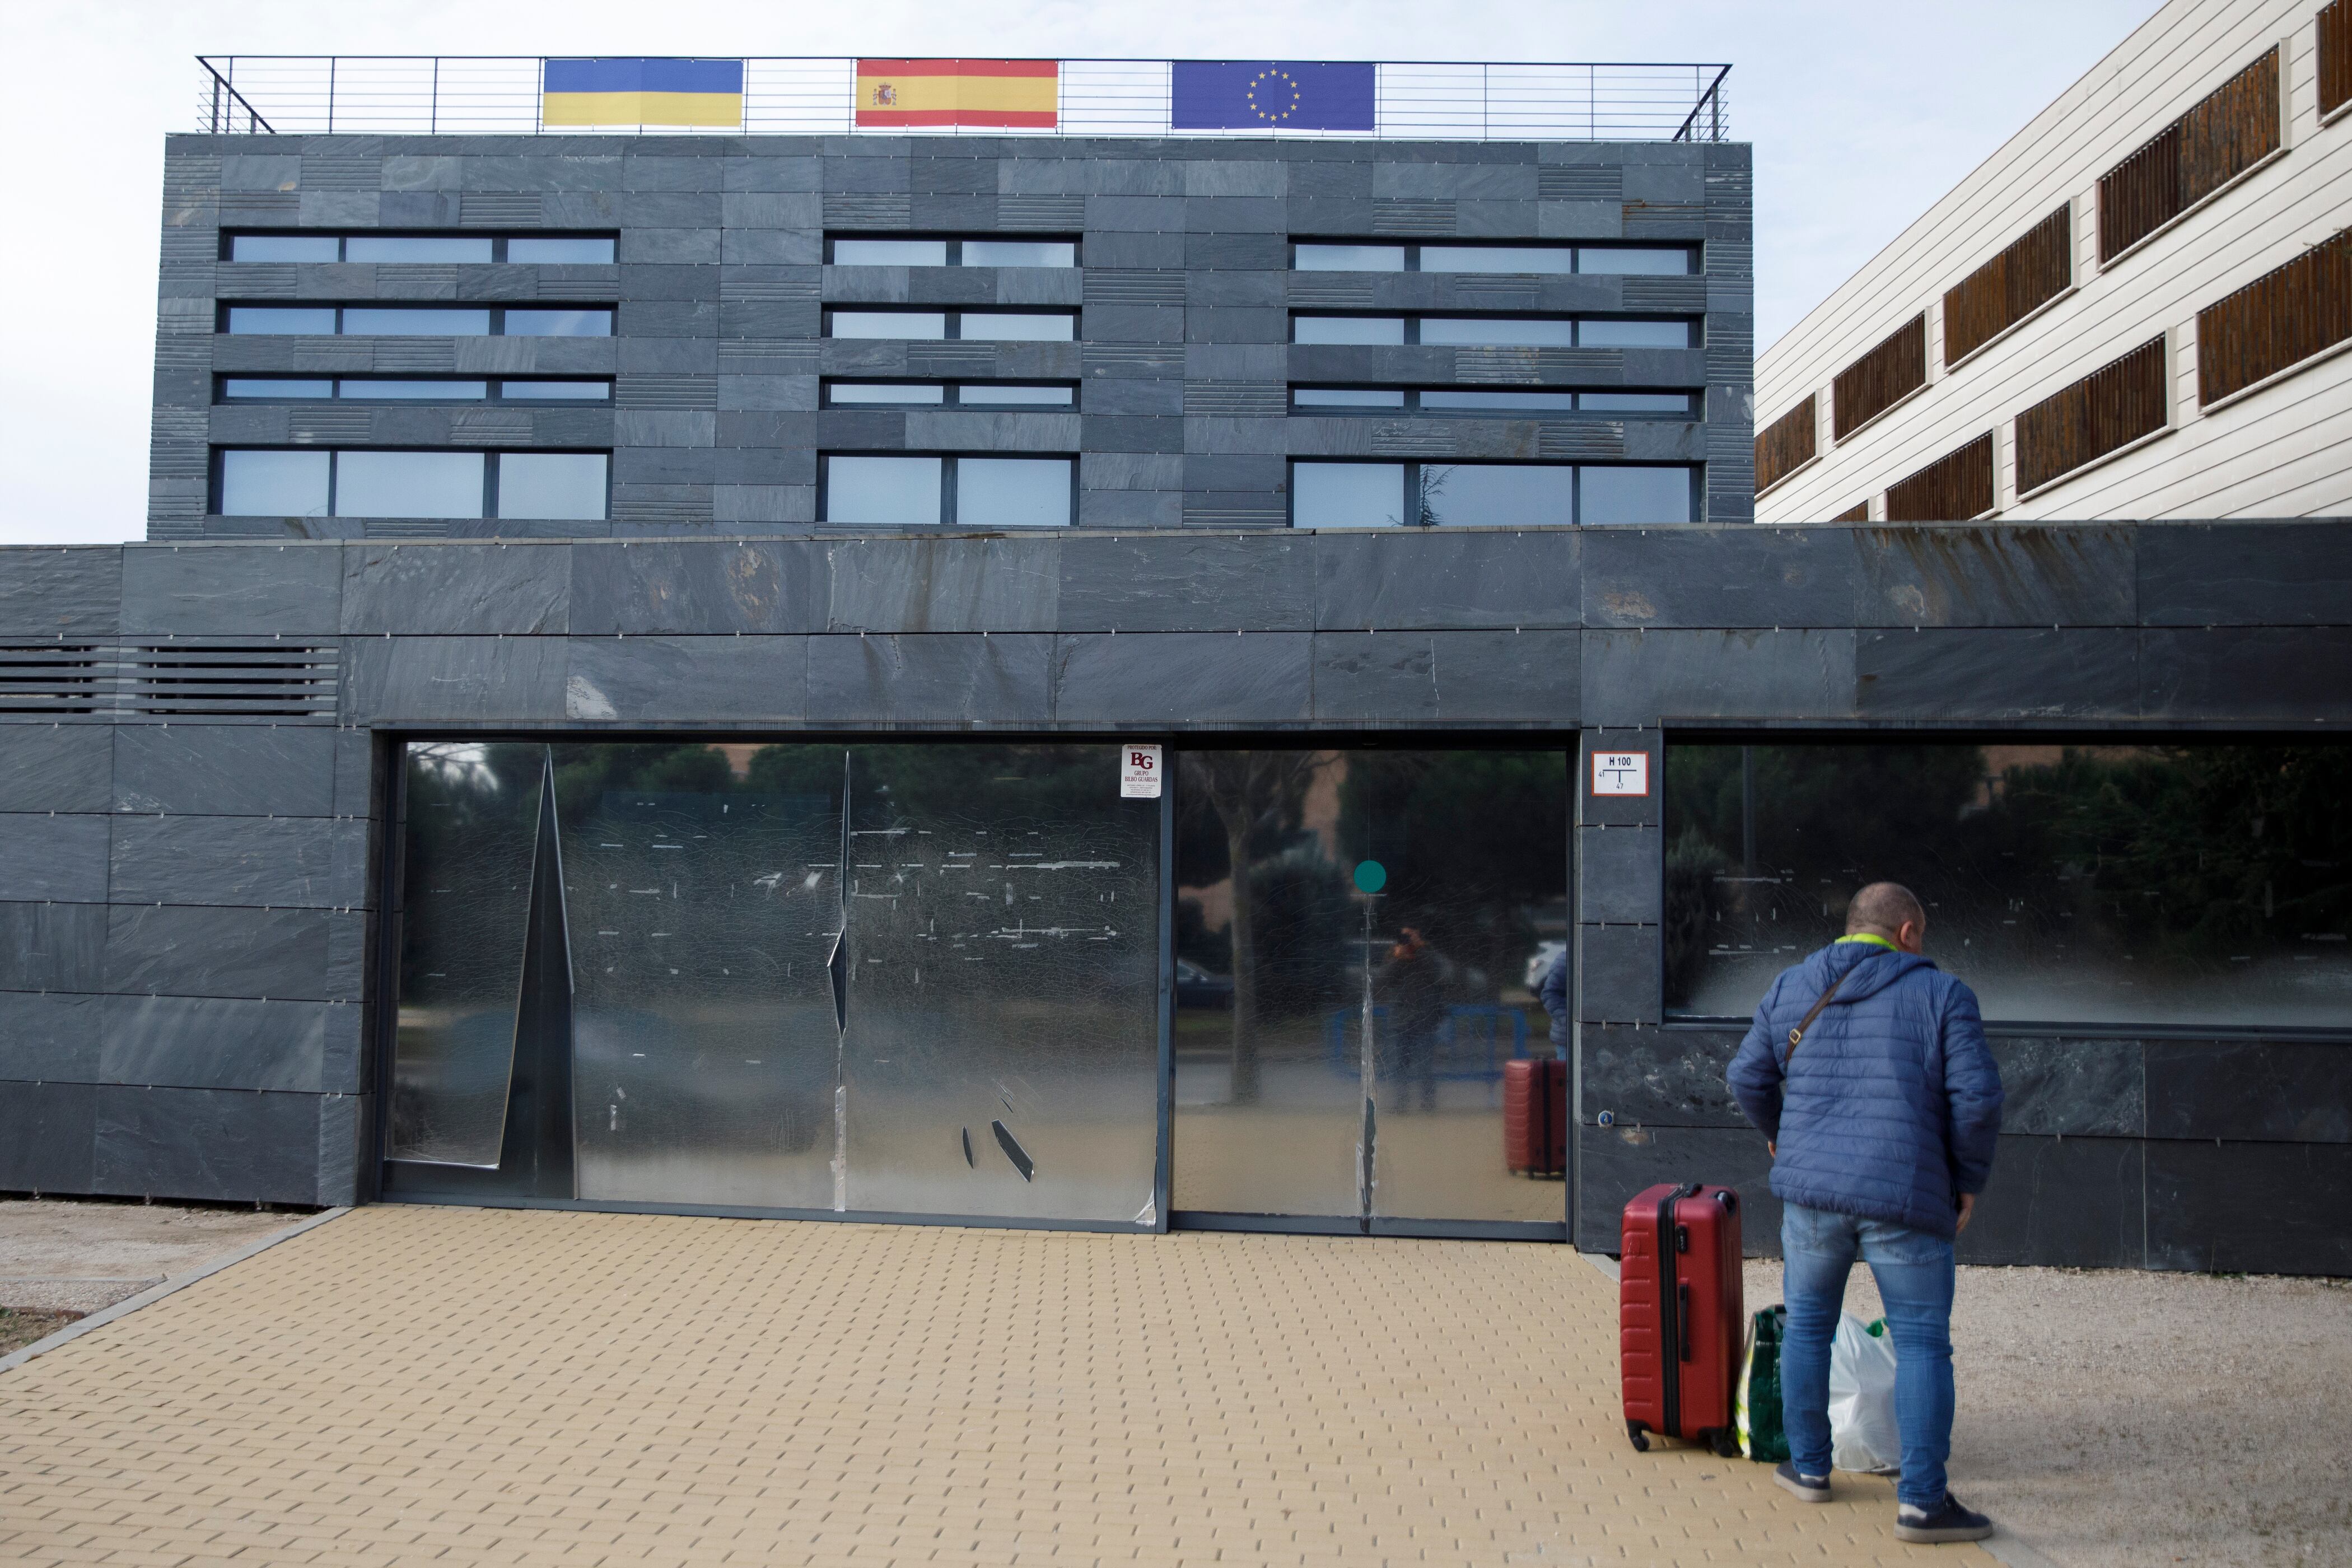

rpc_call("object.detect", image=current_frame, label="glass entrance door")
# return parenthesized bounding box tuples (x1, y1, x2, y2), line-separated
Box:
(1169, 749, 1569, 1236)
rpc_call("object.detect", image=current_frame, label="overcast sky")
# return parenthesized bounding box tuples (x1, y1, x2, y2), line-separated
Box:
(0, 0, 2159, 544)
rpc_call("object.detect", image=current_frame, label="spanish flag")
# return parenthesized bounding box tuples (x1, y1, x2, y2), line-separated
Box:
(855, 59, 1058, 128)
(541, 58, 744, 128)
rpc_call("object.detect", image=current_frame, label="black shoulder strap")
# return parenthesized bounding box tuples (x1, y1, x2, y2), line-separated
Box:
(1786, 977, 1844, 1056)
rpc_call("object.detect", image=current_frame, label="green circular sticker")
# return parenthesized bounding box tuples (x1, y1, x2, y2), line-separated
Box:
(1353, 860, 1387, 894)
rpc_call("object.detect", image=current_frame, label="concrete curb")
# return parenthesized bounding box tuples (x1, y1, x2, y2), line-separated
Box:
(0, 1207, 349, 1376)
(1586, 1249, 2060, 1566)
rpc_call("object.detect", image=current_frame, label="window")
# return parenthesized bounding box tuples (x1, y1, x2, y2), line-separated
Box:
(1291, 314, 1695, 348)
(1831, 314, 1926, 440)
(1292, 242, 1692, 274)
(218, 377, 612, 403)
(1292, 386, 1691, 416)
(1753, 395, 1818, 495)
(823, 309, 1076, 341)
(2195, 226, 2352, 408)
(220, 306, 612, 337)
(1883, 433, 1994, 522)
(823, 381, 1074, 408)
(828, 236, 1077, 267)
(2098, 47, 2280, 264)
(1290, 461, 1694, 527)
(1942, 205, 2071, 366)
(1662, 741, 2352, 1029)
(223, 232, 616, 264)
(213, 449, 608, 520)
(819, 455, 1074, 528)
(2014, 337, 2168, 495)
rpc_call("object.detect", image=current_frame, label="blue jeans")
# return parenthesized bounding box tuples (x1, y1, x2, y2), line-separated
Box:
(1779, 1202, 1957, 1509)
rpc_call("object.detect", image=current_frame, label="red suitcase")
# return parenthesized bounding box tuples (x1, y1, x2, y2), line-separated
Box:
(1502, 1057, 1567, 1175)
(1620, 1181, 1743, 1455)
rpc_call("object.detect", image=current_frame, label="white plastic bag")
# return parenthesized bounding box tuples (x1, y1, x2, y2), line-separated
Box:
(1827, 1312, 1901, 1474)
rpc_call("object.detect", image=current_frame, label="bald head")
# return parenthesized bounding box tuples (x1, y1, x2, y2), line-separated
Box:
(1847, 882, 1926, 948)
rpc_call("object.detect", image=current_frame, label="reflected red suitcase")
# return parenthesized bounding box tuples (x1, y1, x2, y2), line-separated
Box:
(1502, 1058, 1566, 1175)
(1620, 1181, 1743, 1455)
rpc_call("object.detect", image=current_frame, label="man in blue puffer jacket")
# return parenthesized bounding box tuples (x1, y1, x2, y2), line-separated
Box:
(1727, 881, 2004, 1546)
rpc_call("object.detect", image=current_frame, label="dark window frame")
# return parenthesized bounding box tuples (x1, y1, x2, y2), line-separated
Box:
(209, 446, 613, 522)
(1285, 458, 1702, 529)
(815, 452, 1080, 530)
(819, 306, 1081, 342)
(1287, 240, 1697, 274)
(1287, 313, 1700, 348)
(823, 233, 1082, 267)
(213, 375, 615, 405)
(1289, 385, 1695, 417)
(216, 304, 616, 338)
(820, 379, 1080, 410)
(218, 231, 619, 264)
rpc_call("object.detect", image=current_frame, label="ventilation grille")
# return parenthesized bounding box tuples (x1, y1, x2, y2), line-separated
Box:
(461, 193, 543, 226)
(826, 194, 913, 228)
(1370, 200, 1455, 235)
(1289, 279, 1375, 308)
(1184, 383, 1286, 417)
(1621, 276, 1708, 311)
(1452, 347, 1619, 384)
(302, 155, 380, 192)
(1539, 167, 1622, 202)
(618, 375, 720, 409)
(998, 195, 1084, 230)
(1085, 270, 1185, 306)
(0, 642, 339, 719)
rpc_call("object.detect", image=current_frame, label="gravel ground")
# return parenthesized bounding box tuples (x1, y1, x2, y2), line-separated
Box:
(0, 1197, 298, 1315)
(0, 1306, 80, 1357)
(1741, 1257, 2352, 1568)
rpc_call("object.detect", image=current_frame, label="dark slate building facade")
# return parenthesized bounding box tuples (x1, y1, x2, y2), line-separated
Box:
(2, 125, 2348, 1276)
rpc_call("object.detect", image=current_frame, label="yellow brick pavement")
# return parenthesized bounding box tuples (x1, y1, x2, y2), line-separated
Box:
(0, 1205, 1961, 1566)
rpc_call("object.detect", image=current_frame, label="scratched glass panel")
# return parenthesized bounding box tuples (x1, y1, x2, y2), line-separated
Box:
(1664, 743, 2352, 1028)
(389, 742, 546, 1166)
(839, 744, 1161, 1224)
(557, 743, 846, 1207)
(1359, 750, 1569, 1224)
(1172, 750, 1372, 1221)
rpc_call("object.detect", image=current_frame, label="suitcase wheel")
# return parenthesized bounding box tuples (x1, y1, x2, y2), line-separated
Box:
(1709, 1428, 1742, 1460)
(1626, 1420, 1649, 1453)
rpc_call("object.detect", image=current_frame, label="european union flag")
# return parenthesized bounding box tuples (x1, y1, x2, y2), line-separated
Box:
(1170, 61, 1375, 132)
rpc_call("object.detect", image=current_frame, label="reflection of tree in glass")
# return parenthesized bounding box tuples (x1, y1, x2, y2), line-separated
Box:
(1179, 752, 1340, 1102)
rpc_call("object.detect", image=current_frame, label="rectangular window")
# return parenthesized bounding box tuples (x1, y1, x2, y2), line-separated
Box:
(219, 449, 330, 517)
(819, 455, 1074, 528)
(1293, 387, 1692, 416)
(822, 381, 1075, 408)
(1290, 242, 1692, 274)
(822, 309, 1075, 341)
(1942, 204, 2072, 366)
(217, 377, 611, 404)
(2325, 0, 2351, 121)
(1292, 315, 1408, 345)
(1662, 741, 2352, 1029)
(1753, 395, 1817, 495)
(2098, 47, 2280, 264)
(1291, 461, 1693, 526)
(495, 452, 610, 521)
(334, 450, 486, 519)
(827, 236, 1077, 267)
(1831, 313, 1927, 440)
(213, 449, 610, 520)
(1883, 432, 1995, 522)
(2014, 336, 2168, 494)
(2195, 227, 2352, 407)
(344, 235, 494, 264)
(223, 232, 617, 264)
(1292, 314, 1694, 348)
(220, 306, 613, 338)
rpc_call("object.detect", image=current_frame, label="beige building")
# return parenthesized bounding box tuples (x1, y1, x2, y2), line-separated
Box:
(1755, 0, 2352, 522)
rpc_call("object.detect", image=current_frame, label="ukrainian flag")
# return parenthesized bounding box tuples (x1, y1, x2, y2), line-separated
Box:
(542, 58, 744, 128)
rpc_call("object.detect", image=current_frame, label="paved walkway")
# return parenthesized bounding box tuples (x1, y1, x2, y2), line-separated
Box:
(0, 1206, 1954, 1566)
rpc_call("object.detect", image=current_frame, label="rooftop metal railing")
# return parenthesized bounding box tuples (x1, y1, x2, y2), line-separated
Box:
(195, 57, 1731, 142)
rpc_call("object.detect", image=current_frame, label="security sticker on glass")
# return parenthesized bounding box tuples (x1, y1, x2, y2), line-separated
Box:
(1120, 744, 1163, 799)
(1589, 750, 1650, 797)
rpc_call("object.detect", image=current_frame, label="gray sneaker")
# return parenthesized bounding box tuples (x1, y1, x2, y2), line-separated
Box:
(1894, 1493, 1995, 1543)
(1773, 1461, 1831, 1502)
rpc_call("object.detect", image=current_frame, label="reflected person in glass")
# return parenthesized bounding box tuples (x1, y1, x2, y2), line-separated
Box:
(1373, 926, 1452, 1113)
